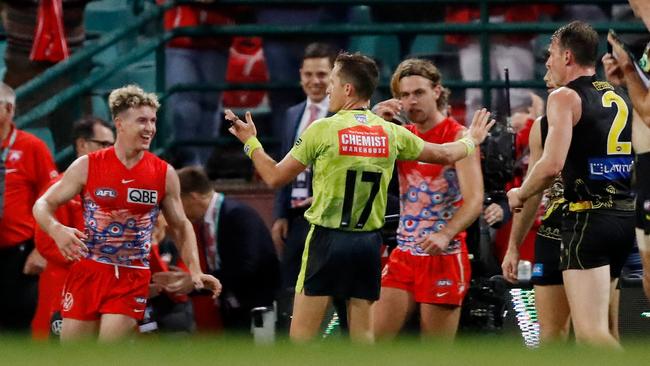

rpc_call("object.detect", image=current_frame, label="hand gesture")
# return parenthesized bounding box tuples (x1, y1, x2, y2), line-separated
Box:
(191, 273, 222, 299)
(372, 99, 402, 122)
(51, 224, 88, 261)
(467, 108, 496, 146)
(225, 110, 257, 144)
(507, 188, 524, 212)
(601, 53, 625, 87)
(271, 218, 288, 255)
(418, 232, 451, 256)
(483, 203, 505, 226)
(151, 270, 194, 295)
(501, 246, 520, 283)
(607, 32, 633, 70)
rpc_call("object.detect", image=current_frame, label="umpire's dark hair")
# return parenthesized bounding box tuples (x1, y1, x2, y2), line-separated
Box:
(334, 52, 379, 100)
(177, 166, 214, 195)
(303, 42, 337, 67)
(72, 116, 112, 151)
(551, 21, 599, 67)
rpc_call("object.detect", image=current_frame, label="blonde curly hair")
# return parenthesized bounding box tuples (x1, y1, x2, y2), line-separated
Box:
(108, 85, 160, 119)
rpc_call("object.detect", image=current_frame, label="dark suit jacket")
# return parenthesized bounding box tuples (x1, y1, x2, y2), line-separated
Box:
(273, 101, 307, 220)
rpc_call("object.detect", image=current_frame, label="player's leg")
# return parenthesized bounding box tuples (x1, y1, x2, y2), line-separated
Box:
(563, 267, 619, 348)
(60, 319, 98, 342)
(289, 293, 330, 342)
(372, 287, 415, 340)
(419, 303, 461, 339)
(637, 229, 650, 300)
(348, 297, 374, 343)
(534, 285, 570, 343)
(608, 279, 620, 341)
(97, 314, 137, 342)
(372, 249, 417, 340)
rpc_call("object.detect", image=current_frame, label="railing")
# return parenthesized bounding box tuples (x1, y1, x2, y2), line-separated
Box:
(13, 0, 646, 164)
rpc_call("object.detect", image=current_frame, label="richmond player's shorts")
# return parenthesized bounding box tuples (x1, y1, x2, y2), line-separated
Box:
(636, 152, 650, 235)
(61, 259, 151, 321)
(532, 205, 564, 286)
(381, 248, 471, 306)
(296, 225, 382, 301)
(560, 210, 635, 277)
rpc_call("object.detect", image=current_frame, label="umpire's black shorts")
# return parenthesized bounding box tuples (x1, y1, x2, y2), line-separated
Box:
(532, 203, 565, 286)
(560, 209, 635, 278)
(635, 152, 650, 235)
(295, 225, 382, 301)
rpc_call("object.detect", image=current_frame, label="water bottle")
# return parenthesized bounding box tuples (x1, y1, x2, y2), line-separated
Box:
(251, 306, 275, 345)
(517, 260, 532, 282)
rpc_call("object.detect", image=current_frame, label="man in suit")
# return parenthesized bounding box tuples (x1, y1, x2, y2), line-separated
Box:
(272, 43, 337, 291)
(175, 166, 280, 332)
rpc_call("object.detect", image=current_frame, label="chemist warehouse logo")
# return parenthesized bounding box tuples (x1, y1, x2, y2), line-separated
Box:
(338, 125, 389, 158)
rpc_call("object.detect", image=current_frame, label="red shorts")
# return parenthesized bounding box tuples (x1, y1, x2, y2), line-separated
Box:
(381, 248, 471, 306)
(61, 259, 150, 321)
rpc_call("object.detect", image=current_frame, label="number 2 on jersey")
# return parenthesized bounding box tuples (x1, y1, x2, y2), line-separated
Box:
(340, 170, 381, 229)
(601, 90, 631, 155)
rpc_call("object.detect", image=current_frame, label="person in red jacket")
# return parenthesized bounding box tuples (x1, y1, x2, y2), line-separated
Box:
(31, 116, 114, 340)
(0, 82, 59, 333)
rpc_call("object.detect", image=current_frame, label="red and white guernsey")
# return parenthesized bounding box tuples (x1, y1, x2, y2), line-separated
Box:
(396, 117, 467, 256)
(82, 147, 167, 268)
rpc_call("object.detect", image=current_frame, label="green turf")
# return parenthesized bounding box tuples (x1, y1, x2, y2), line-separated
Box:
(1, 334, 649, 366)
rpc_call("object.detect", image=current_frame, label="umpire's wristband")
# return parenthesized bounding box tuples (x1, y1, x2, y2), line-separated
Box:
(243, 136, 263, 158)
(458, 137, 476, 157)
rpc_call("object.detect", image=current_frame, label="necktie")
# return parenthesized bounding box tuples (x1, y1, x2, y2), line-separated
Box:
(307, 104, 319, 126)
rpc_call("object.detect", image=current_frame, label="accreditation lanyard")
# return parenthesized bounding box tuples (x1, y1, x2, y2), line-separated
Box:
(0, 128, 17, 219)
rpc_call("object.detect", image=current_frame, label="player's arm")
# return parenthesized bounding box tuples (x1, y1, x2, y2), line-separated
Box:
(417, 108, 495, 165)
(162, 165, 222, 298)
(508, 89, 577, 209)
(608, 33, 650, 127)
(225, 109, 307, 188)
(502, 119, 544, 283)
(32, 156, 88, 260)
(441, 131, 484, 238)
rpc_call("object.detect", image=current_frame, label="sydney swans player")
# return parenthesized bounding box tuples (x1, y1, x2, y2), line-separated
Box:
(33, 85, 221, 342)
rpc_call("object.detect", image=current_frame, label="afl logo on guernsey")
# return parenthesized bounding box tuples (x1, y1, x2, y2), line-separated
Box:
(127, 188, 158, 205)
(95, 188, 117, 198)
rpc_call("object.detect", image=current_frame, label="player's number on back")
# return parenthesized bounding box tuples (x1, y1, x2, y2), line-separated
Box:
(602, 90, 631, 155)
(340, 170, 381, 229)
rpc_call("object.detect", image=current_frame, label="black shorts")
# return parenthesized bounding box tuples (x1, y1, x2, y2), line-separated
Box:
(532, 205, 564, 286)
(560, 210, 635, 278)
(635, 152, 650, 235)
(296, 225, 382, 301)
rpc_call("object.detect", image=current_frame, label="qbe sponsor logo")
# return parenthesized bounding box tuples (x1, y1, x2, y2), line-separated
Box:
(127, 188, 158, 205)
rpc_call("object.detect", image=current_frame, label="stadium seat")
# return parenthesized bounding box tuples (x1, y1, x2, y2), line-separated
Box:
(408, 34, 444, 58)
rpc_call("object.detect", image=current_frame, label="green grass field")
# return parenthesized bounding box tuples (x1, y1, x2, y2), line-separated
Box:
(2, 334, 649, 366)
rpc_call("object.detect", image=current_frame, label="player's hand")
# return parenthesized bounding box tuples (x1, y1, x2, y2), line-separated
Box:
(271, 218, 289, 256)
(51, 223, 88, 261)
(372, 98, 402, 122)
(467, 108, 496, 146)
(191, 273, 222, 299)
(23, 248, 47, 275)
(601, 53, 625, 87)
(484, 203, 504, 226)
(643, 272, 650, 302)
(507, 188, 524, 213)
(419, 232, 451, 256)
(607, 33, 633, 70)
(502, 245, 520, 283)
(152, 270, 194, 295)
(225, 109, 257, 144)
